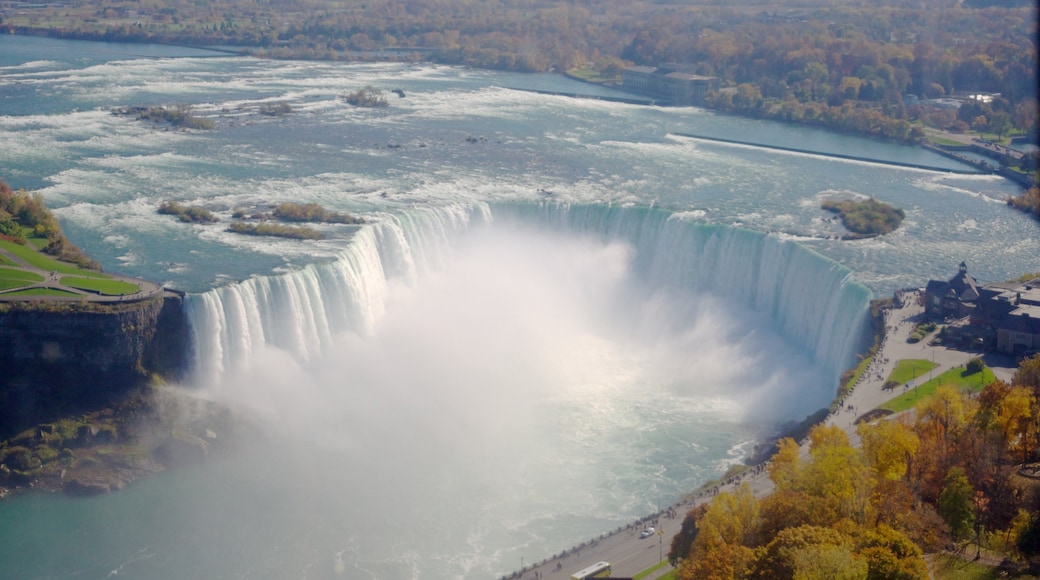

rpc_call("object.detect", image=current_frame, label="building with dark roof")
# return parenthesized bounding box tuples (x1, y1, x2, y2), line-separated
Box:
(621, 65, 719, 106)
(923, 262, 980, 319)
(924, 263, 1040, 355)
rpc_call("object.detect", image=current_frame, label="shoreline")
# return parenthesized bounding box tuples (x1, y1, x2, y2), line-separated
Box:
(504, 287, 1022, 580)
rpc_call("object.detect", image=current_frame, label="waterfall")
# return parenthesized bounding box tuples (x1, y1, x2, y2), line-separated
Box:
(185, 202, 871, 387)
(184, 203, 490, 386)
(490, 203, 873, 382)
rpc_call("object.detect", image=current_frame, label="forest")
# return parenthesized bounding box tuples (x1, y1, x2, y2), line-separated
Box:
(2, 0, 1036, 144)
(669, 356, 1040, 579)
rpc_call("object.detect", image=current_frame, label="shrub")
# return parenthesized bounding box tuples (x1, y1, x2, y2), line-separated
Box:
(966, 357, 985, 374)
(158, 201, 218, 223)
(271, 202, 363, 224)
(1, 446, 33, 470)
(227, 221, 324, 240)
(343, 86, 389, 107)
(34, 445, 58, 462)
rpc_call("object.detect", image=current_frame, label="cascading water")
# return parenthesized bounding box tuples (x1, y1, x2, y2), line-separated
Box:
(186, 203, 491, 386)
(187, 202, 871, 391)
(493, 203, 873, 382)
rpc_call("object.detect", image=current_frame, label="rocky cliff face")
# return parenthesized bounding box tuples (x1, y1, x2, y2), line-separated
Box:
(0, 294, 188, 438)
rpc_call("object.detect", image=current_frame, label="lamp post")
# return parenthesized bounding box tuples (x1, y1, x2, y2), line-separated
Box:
(659, 529, 663, 563)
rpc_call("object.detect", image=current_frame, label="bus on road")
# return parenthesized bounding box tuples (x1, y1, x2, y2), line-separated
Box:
(570, 561, 611, 579)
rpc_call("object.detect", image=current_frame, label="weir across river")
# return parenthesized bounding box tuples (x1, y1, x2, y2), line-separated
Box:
(672, 132, 984, 174)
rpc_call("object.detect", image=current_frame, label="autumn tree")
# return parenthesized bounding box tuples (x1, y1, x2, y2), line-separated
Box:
(669, 504, 706, 566)
(681, 485, 761, 580)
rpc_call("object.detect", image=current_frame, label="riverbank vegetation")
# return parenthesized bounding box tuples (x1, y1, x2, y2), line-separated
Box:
(822, 198, 905, 238)
(0, 180, 100, 271)
(1008, 187, 1040, 221)
(5, 0, 1035, 146)
(669, 354, 1040, 579)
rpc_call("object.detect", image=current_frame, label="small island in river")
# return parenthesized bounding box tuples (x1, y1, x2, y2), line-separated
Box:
(821, 197, 905, 239)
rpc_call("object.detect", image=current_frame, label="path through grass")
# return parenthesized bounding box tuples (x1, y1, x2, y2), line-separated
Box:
(0, 240, 107, 277)
(888, 359, 938, 385)
(0, 266, 44, 291)
(880, 366, 995, 413)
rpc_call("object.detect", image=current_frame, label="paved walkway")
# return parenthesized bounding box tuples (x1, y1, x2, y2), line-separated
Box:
(505, 289, 1020, 580)
(0, 245, 162, 303)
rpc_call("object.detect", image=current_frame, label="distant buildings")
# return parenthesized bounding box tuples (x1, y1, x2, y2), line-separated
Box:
(924, 262, 1040, 356)
(621, 65, 719, 106)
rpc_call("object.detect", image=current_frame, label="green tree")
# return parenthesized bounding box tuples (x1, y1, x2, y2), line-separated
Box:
(936, 467, 975, 542)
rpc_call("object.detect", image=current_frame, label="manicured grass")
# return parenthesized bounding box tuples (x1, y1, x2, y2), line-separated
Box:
(0, 253, 14, 266)
(17, 227, 49, 250)
(0, 279, 34, 291)
(2, 288, 82, 297)
(880, 366, 996, 413)
(0, 267, 44, 291)
(567, 66, 615, 84)
(0, 239, 107, 278)
(929, 136, 967, 147)
(887, 359, 938, 385)
(635, 560, 672, 579)
(60, 276, 139, 296)
(0, 267, 44, 282)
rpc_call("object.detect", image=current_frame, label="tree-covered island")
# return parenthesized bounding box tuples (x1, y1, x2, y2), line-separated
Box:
(822, 197, 906, 239)
(156, 201, 365, 239)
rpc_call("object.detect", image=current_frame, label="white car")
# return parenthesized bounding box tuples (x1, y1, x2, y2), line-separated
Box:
(639, 527, 654, 539)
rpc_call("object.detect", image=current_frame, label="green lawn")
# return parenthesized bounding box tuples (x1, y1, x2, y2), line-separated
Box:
(18, 227, 50, 250)
(928, 136, 967, 147)
(60, 276, 139, 296)
(0, 279, 34, 291)
(635, 561, 671, 579)
(566, 66, 616, 84)
(887, 359, 939, 385)
(0, 253, 14, 266)
(0, 266, 44, 291)
(880, 366, 996, 413)
(2, 288, 82, 297)
(0, 239, 107, 278)
(0, 267, 44, 282)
